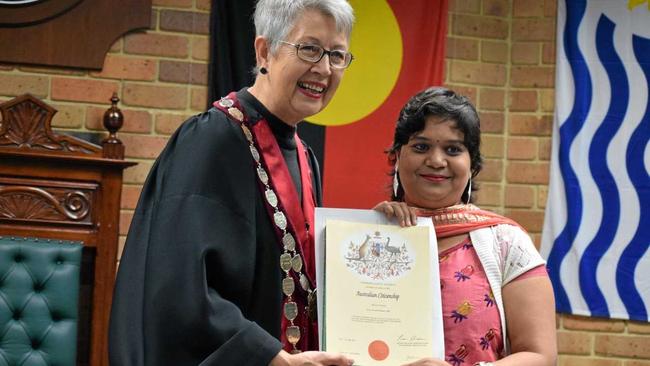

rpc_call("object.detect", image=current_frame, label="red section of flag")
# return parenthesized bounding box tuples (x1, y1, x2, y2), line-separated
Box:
(322, 0, 448, 208)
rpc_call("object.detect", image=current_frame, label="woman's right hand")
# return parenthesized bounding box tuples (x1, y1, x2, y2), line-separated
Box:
(372, 201, 418, 227)
(269, 350, 354, 366)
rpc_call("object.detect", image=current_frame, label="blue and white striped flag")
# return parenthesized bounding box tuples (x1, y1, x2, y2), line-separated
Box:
(540, 0, 650, 322)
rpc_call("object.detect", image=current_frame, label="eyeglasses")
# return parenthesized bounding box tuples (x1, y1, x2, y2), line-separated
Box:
(279, 41, 354, 69)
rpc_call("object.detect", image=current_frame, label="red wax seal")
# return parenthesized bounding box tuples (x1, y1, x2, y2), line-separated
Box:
(368, 340, 389, 361)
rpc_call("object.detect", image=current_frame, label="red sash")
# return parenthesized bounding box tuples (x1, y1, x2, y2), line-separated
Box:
(213, 92, 317, 352)
(251, 121, 316, 284)
(415, 204, 522, 238)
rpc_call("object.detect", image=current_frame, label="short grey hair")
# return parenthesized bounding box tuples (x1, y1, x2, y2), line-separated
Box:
(254, 0, 355, 54)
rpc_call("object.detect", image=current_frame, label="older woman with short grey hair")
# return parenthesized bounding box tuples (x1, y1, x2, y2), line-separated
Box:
(109, 1, 355, 365)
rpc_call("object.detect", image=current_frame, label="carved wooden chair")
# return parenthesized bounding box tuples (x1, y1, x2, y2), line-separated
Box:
(0, 94, 134, 366)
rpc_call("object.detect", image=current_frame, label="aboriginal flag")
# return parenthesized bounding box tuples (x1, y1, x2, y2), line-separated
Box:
(209, 0, 448, 208)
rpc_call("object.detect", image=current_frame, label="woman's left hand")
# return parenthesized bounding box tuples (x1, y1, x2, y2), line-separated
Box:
(372, 200, 418, 227)
(400, 358, 452, 366)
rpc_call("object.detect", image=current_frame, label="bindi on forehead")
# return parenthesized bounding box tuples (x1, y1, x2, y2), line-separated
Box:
(410, 133, 463, 143)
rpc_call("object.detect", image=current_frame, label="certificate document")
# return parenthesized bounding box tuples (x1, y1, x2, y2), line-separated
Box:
(315, 208, 444, 365)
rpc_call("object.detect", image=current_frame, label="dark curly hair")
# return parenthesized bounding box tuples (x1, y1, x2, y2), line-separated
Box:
(388, 87, 483, 203)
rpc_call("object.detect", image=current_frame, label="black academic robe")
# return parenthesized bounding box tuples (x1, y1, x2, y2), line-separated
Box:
(109, 89, 321, 366)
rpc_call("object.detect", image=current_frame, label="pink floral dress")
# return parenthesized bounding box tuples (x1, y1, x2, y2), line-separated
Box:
(439, 237, 547, 365)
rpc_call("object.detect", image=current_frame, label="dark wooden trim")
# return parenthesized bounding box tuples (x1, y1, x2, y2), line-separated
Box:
(0, 0, 83, 27)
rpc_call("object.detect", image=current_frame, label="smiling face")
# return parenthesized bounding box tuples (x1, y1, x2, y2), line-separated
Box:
(251, 9, 349, 125)
(397, 117, 472, 210)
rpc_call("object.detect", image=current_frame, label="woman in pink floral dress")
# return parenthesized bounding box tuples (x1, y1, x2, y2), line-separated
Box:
(374, 87, 557, 366)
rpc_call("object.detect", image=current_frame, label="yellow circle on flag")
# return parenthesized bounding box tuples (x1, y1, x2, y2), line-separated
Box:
(308, 0, 403, 126)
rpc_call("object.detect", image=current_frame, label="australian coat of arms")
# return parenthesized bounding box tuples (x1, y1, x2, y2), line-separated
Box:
(344, 231, 413, 280)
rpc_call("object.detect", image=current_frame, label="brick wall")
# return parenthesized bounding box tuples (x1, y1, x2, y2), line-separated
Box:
(445, 0, 650, 364)
(1, 0, 648, 363)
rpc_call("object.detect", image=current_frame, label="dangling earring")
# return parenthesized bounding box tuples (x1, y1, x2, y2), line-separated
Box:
(393, 163, 399, 198)
(466, 178, 472, 204)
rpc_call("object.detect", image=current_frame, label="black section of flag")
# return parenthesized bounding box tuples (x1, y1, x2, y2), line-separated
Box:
(208, 0, 256, 105)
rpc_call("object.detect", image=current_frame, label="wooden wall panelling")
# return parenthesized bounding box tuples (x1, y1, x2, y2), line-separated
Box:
(0, 0, 152, 69)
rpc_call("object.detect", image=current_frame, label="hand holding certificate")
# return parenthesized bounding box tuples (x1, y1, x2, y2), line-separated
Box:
(315, 208, 444, 365)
